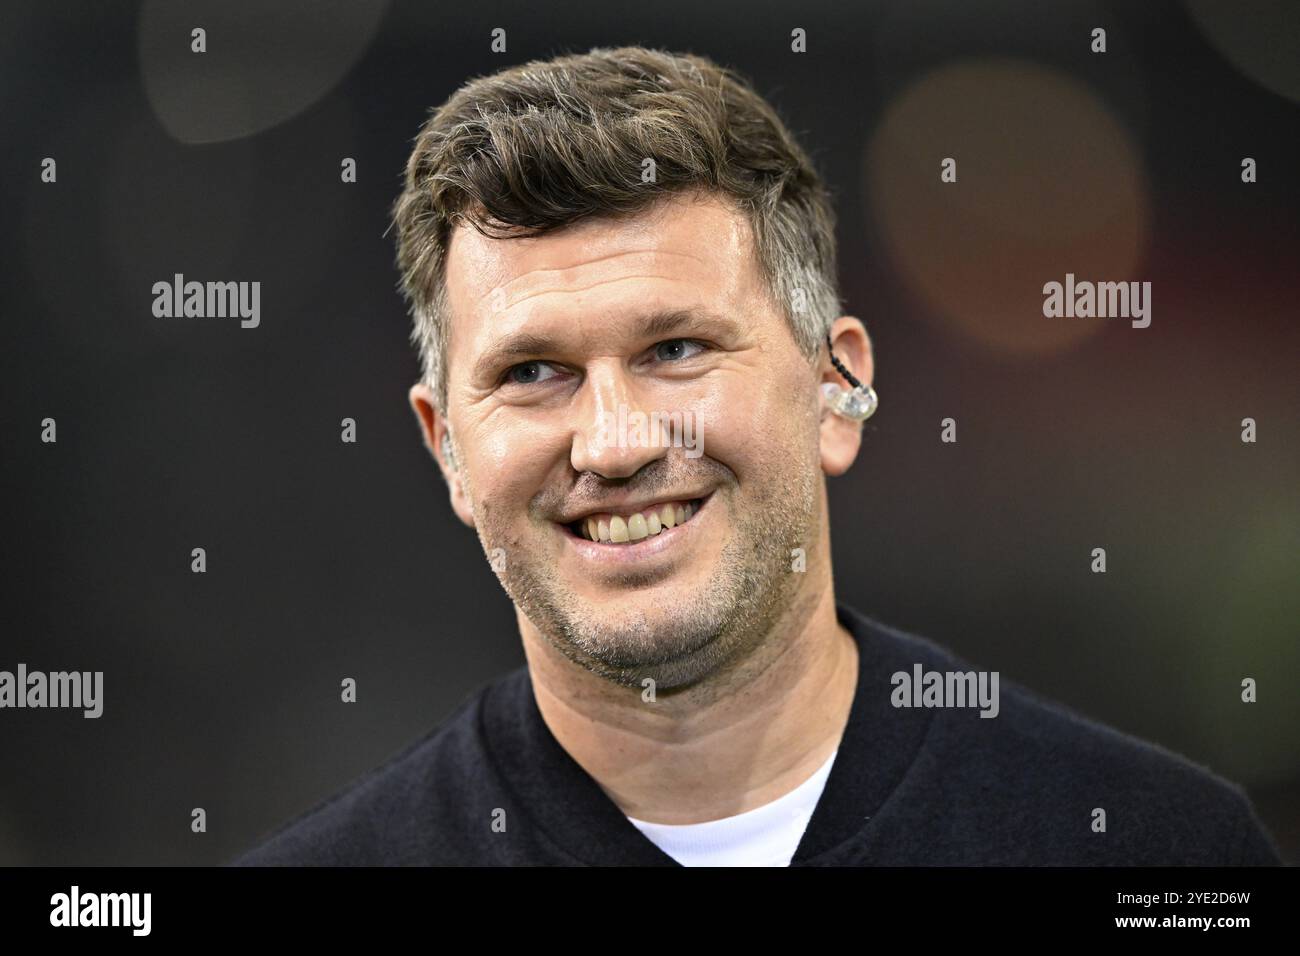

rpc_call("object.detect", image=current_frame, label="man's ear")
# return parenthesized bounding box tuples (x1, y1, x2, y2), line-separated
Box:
(408, 383, 475, 528)
(819, 316, 875, 477)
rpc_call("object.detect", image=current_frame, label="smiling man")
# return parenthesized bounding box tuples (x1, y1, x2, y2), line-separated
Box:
(232, 46, 1281, 867)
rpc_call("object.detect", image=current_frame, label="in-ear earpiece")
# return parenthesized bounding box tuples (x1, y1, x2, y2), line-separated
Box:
(824, 334, 879, 422)
(821, 381, 878, 421)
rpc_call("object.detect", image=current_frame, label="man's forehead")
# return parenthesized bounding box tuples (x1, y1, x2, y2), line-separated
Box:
(444, 193, 758, 318)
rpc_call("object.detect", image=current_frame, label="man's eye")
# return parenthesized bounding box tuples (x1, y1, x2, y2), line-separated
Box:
(654, 339, 705, 362)
(504, 361, 560, 385)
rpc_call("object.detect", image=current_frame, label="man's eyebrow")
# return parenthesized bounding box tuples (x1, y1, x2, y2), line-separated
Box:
(638, 307, 734, 340)
(471, 307, 738, 381)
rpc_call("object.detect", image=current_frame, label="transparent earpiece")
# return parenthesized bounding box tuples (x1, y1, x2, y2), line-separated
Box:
(821, 381, 879, 422)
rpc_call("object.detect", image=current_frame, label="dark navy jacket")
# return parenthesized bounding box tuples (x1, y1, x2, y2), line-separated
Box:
(231, 604, 1283, 866)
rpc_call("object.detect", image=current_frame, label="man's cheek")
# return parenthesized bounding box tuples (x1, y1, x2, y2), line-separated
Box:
(476, 425, 568, 488)
(475, 425, 521, 472)
(479, 477, 544, 545)
(689, 401, 755, 470)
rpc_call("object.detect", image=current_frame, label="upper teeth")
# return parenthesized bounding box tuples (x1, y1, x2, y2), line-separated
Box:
(580, 501, 697, 543)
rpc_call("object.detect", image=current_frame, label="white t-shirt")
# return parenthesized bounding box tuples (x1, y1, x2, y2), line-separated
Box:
(624, 748, 839, 866)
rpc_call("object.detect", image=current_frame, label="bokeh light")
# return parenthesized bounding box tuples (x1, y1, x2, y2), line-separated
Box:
(865, 58, 1151, 356)
(138, 0, 388, 144)
(1186, 0, 1300, 105)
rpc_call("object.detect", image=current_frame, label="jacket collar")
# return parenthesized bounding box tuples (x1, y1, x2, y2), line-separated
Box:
(484, 602, 938, 865)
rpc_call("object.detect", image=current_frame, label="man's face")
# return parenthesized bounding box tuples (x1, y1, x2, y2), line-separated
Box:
(428, 192, 832, 689)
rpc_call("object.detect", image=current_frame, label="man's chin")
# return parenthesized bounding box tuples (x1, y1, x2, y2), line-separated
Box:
(565, 601, 719, 664)
(534, 594, 741, 688)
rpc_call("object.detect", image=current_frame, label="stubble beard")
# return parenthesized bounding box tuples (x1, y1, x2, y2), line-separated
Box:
(470, 456, 821, 693)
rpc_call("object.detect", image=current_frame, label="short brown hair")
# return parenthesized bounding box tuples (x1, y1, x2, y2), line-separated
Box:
(390, 45, 842, 410)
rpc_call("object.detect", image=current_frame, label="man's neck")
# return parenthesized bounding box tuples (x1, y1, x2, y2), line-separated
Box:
(518, 578, 859, 824)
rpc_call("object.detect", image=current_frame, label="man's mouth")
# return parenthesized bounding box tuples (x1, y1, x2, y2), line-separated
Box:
(563, 496, 707, 545)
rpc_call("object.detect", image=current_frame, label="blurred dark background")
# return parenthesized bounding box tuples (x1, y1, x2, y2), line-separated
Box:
(1, 0, 1296, 865)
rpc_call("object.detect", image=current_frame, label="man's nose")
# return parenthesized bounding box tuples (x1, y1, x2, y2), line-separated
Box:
(569, 361, 667, 479)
